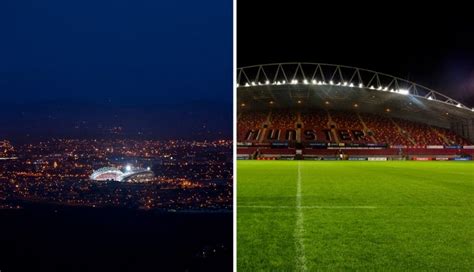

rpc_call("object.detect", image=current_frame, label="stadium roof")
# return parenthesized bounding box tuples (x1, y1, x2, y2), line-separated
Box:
(237, 63, 474, 128)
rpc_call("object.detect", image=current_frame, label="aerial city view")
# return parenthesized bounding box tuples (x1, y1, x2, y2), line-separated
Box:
(0, 0, 232, 271)
(0, 139, 232, 211)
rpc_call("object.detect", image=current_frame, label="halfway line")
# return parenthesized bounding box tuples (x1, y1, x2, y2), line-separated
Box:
(294, 161, 307, 271)
(239, 205, 377, 209)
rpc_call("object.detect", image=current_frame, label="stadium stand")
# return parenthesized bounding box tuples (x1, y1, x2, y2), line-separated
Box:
(238, 109, 471, 146)
(237, 63, 474, 161)
(238, 109, 473, 160)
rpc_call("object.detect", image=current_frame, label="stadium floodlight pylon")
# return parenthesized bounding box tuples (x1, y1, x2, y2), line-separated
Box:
(237, 62, 471, 111)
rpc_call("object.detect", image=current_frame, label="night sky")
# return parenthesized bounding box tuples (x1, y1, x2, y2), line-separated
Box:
(238, 2, 474, 107)
(0, 0, 232, 141)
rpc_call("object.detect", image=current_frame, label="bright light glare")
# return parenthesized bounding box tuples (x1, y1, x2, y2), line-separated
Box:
(125, 165, 132, 172)
(398, 89, 409, 95)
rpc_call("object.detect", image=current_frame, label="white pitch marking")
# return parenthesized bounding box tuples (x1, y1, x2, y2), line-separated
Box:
(239, 205, 377, 209)
(294, 162, 307, 271)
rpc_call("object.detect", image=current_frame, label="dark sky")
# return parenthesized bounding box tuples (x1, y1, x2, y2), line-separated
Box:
(238, 2, 474, 107)
(0, 0, 232, 141)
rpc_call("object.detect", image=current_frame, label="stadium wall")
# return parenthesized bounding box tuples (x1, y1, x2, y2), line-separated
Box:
(451, 119, 474, 143)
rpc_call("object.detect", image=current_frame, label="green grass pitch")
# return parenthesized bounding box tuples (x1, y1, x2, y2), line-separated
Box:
(237, 161, 474, 271)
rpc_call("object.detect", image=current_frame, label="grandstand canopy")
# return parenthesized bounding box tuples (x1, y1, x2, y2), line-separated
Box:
(237, 63, 474, 129)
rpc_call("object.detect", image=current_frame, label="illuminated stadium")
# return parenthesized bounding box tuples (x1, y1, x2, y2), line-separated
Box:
(90, 166, 154, 182)
(237, 63, 474, 271)
(237, 63, 474, 160)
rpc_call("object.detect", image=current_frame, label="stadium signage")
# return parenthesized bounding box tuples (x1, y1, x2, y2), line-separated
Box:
(237, 142, 253, 147)
(368, 157, 387, 161)
(435, 157, 450, 161)
(426, 145, 444, 149)
(453, 157, 471, 161)
(445, 145, 462, 149)
(391, 145, 407, 148)
(328, 143, 345, 147)
(309, 142, 327, 148)
(413, 157, 432, 161)
(349, 157, 367, 161)
(244, 129, 368, 142)
(253, 143, 271, 147)
(271, 142, 289, 147)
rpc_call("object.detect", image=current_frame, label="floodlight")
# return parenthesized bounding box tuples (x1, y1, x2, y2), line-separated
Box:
(398, 89, 409, 95)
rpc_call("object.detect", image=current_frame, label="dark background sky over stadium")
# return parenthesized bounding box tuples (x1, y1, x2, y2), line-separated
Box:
(0, 0, 232, 141)
(238, 2, 474, 107)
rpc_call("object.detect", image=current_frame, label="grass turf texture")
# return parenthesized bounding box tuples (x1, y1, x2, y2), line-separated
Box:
(237, 161, 474, 271)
